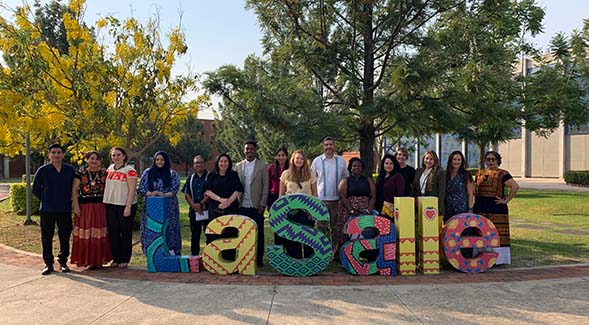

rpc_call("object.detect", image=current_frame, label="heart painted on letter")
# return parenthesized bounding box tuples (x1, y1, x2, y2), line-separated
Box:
(424, 207, 437, 221)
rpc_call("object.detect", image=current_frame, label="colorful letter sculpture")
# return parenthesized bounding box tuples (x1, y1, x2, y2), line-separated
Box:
(394, 197, 416, 275)
(266, 194, 333, 276)
(202, 215, 258, 275)
(340, 215, 397, 276)
(441, 213, 500, 273)
(417, 197, 440, 275)
(145, 197, 200, 273)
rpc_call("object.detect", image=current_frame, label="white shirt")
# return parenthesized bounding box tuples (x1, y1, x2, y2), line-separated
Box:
(311, 154, 348, 201)
(241, 159, 256, 208)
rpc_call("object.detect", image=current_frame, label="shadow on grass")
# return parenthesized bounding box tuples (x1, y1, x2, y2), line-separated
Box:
(514, 193, 554, 199)
(511, 238, 589, 267)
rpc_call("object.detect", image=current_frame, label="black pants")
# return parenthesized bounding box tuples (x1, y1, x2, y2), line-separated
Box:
(240, 207, 265, 265)
(283, 210, 315, 259)
(106, 204, 137, 263)
(189, 211, 210, 256)
(40, 212, 73, 266)
(267, 193, 284, 246)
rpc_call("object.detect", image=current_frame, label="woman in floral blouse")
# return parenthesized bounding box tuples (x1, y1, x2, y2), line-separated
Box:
(71, 151, 112, 269)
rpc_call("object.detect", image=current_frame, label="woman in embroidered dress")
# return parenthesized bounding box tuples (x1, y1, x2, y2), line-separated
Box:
(71, 151, 112, 269)
(139, 151, 182, 255)
(103, 147, 138, 269)
(445, 151, 474, 222)
(473, 151, 519, 265)
(412, 151, 446, 218)
(335, 157, 376, 251)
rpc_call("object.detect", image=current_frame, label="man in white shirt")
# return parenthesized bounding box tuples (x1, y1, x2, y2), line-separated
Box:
(235, 140, 269, 266)
(311, 136, 349, 251)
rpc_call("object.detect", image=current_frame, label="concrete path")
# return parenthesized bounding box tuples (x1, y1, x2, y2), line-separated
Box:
(1, 262, 588, 324)
(514, 177, 589, 192)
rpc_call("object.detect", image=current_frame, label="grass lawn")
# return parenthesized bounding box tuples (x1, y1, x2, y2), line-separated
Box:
(1, 188, 587, 271)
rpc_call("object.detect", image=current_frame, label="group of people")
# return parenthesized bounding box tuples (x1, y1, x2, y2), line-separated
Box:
(33, 136, 519, 276)
(33, 145, 138, 275)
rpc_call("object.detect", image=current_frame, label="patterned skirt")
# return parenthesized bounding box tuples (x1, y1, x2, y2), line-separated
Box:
(71, 203, 112, 267)
(477, 212, 511, 265)
(335, 196, 370, 252)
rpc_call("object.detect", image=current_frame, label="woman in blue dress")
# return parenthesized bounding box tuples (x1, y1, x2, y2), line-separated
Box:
(139, 151, 181, 255)
(444, 151, 474, 222)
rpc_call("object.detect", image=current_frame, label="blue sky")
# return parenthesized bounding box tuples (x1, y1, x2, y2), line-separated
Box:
(1, 0, 587, 118)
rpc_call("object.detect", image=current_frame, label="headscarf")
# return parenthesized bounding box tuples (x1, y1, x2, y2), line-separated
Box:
(148, 151, 171, 191)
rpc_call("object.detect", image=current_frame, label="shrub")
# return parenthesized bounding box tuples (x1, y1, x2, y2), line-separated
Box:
(133, 193, 144, 230)
(564, 171, 589, 186)
(21, 174, 35, 183)
(9, 183, 40, 215)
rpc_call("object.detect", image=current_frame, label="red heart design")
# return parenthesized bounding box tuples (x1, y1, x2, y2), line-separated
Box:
(424, 207, 437, 221)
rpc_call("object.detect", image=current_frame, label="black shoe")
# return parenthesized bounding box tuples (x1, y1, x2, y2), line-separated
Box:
(60, 263, 71, 273)
(41, 266, 54, 275)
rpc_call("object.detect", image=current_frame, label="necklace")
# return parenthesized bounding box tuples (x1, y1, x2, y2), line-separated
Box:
(88, 170, 100, 186)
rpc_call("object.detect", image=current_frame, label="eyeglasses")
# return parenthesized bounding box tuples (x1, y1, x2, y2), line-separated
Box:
(486, 157, 497, 162)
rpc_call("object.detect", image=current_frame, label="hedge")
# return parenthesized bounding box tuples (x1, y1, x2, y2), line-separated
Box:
(10, 183, 40, 215)
(564, 171, 589, 186)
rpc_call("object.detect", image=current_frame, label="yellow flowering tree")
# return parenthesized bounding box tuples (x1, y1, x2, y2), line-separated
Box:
(0, 0, 203, 163)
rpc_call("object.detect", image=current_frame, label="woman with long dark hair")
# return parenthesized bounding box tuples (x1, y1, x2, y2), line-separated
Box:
(268, 146, 289, 245)
(375, 154, 405, 218)
(71, 151, 111, 269)
(139, 151, 181, 255)
(444, 151, 474, 222)
(267, 146, 289, 211)
(204, 154, 243, 260)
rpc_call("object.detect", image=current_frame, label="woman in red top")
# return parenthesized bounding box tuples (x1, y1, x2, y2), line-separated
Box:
(267, 146, 289, 245)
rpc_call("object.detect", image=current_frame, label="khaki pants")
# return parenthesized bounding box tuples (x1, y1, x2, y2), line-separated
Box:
(317, 200, 339, 248)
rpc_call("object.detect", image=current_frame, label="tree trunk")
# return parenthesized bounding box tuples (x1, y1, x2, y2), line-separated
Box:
(478, 142, 486, 169)
(360, 3, 376, 177)
(360, 122, 376, 176)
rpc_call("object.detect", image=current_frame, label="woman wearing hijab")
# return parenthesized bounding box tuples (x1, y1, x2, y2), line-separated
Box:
(139, 151, 182, 255)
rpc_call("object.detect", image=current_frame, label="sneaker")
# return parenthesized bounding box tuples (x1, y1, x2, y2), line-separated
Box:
(110, 262, 119, 268)
(118, 263, 128, 269)
(41, 265, 54, 275)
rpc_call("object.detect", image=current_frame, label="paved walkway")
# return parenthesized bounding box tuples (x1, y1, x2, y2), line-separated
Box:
(514, 177, 589, 192)
(1, 245, 589, 324)
(0, 184, 9, 201)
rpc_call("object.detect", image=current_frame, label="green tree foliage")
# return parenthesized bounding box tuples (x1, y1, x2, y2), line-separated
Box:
(210, 0, 464, 173)
(165, 116, 211, 176)
(521, 21, 589, 137)
(205, 55, 344, 162)
(403, 0, 544, 167)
